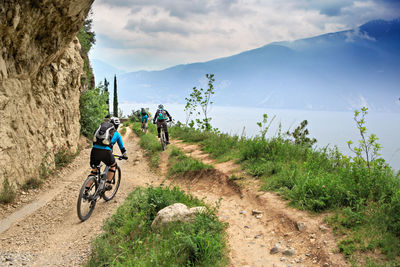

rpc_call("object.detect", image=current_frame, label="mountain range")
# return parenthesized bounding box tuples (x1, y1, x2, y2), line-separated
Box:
(93, 18, 400, 113)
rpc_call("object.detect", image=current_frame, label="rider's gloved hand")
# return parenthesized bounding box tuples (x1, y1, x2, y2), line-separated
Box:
(123, 151, 128, 159)
(153, 121, 156, 124)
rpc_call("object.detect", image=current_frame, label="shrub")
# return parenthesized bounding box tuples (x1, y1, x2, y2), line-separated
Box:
(54, 145, 79, 170)
(0, 177, 16, 204)
(79, 84, 109, 137)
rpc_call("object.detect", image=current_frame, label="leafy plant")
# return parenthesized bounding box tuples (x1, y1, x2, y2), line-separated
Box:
(286, 120, 317, 147)
(54, 145, 79, 170)
(0, 177, 16, 204)
(347, 107, 382, 169)
(79, 83, 109, 137)
(256, 113, 276, 140)
(185, 74, 216, 130)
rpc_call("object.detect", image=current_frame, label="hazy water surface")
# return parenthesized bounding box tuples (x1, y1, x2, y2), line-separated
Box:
(121, 102, 400, 170)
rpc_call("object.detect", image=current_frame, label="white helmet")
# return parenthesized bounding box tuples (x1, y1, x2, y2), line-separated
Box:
(110, 117, 120, 128)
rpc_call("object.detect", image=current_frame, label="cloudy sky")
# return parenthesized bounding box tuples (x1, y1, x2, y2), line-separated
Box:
(90, 0, 400, 72)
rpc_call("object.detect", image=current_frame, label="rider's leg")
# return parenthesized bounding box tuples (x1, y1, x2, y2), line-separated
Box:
(107, 162, 117, 182)
(157, 124, 161, 138)
(162, 121, 170, 143)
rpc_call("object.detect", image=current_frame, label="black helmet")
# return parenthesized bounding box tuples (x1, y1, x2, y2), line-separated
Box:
(158, 104, 164, 109)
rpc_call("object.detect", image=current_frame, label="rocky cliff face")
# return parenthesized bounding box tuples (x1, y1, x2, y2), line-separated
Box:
(0, 0, 94, 184)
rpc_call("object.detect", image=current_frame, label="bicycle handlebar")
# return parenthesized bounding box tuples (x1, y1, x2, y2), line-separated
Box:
(113, 154, 128, 160)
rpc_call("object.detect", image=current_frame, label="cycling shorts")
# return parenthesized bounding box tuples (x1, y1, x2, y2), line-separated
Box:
(141, 116, 148, 123)
(90, 148, 115, 168)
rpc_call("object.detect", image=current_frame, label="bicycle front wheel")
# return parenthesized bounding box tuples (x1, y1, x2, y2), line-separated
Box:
(103, 166, 121, 202)
(77, 176, 98, 222)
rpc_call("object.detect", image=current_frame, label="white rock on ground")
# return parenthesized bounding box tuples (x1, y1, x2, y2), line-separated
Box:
(151, 203, 206, 229)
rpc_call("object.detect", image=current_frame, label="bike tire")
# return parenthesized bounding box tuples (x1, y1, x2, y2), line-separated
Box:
(161, 131, 166, 151)
(102, 166, 121, 202)
(77, 176, 98, 222)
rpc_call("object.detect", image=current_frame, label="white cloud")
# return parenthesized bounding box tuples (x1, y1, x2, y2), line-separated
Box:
(90, 0, 399, 72)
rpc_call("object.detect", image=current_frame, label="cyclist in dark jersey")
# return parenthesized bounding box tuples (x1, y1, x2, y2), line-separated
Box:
(152, 104, 172, 144)
(87, 117, 127, 191)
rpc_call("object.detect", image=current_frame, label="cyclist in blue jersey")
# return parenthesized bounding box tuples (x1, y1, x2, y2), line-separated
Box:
(87, 117, 127, 191)
(152, 104, 172, 144)
(139, 108, 149, 131)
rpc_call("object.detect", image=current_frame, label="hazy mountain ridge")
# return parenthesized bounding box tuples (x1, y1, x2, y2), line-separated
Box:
(97, 18, 400, 112)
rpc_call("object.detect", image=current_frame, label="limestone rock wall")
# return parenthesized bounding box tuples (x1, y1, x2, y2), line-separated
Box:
(0, 0, 94, 184)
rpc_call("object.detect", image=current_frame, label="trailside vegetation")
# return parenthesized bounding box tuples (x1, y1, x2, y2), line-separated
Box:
(79, 83, 109, 137)
(77, 11, 95, 90)
(168, 147, 213, 177)
(170, 108, 400, 265)
(130, 122, 162, 169)
(87, 186, 227, 267)
(185, 74, 216, 130)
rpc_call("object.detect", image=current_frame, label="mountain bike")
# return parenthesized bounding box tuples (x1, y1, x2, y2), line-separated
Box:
(77, 155, 127, 222)
(159, 120, 172, 151)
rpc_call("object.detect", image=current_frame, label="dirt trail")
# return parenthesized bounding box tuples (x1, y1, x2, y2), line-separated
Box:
(0, 130, 348, 267)
(167, 140, 348, 267)
(0, 128, 163, 266)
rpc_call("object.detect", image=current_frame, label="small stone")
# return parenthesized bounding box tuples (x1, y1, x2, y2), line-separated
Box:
(255, 214, 263, 219)
(252, 209, 262, 215)
(254, 234, 262, 239)
(283, 248, 295, 256)
(244, 225, 250, 229)
(310, 238, 316, 244)
(323, 240, 328, 245)
(305, 253, 310, 257)
(284, 232, 290, 237)
(296, 222, 306, 231)
(313, 260, 318, 264)
(323, 263, 329, 267)
(280, 257, 286, 262)
(270, 243, 281, 254)
(239, 210, 246, 215)
(319, 225, 328, 231)
(309, 233, 316, 239)
(5, 257, 13, 262)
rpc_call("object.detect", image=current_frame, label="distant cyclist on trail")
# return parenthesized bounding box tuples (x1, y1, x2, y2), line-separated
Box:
(87, 117, 128, 193)
(153, 104, 172, 144)
(139, 108, 149, 131)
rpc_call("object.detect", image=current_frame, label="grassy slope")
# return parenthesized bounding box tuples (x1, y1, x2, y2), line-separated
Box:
(169, 125, 400, 265)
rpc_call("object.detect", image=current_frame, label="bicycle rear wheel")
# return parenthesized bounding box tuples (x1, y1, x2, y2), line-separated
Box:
(77, 176, 98, 222)
(103, 166, 121, 201)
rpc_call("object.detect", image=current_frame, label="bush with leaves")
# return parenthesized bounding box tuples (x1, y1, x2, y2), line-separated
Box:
(79, 84, 109, 137)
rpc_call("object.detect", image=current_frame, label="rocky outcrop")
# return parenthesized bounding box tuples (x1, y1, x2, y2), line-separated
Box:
(0, 1, 94, 184)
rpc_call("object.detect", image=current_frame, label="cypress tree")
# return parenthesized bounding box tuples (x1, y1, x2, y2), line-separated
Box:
(113, 75, 118, 117)
(104, 78, 110, 116)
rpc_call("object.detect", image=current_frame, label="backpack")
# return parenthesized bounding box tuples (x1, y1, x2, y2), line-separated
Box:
(157, 109, 167, 120)
(93, 122, 115, 147)
(141, 108, 147, 116)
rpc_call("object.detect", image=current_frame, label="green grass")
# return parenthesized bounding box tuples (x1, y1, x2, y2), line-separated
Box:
(130, 122, 162, 169)
(0, 177, 16, 204)
(120, 125, 127, 136)
(86, 186, 227, 267)
(168, 147, 213, 177)
(169, 124, 400, 264)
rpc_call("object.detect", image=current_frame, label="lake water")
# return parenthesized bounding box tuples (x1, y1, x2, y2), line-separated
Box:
(121, 102, 400, 170)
